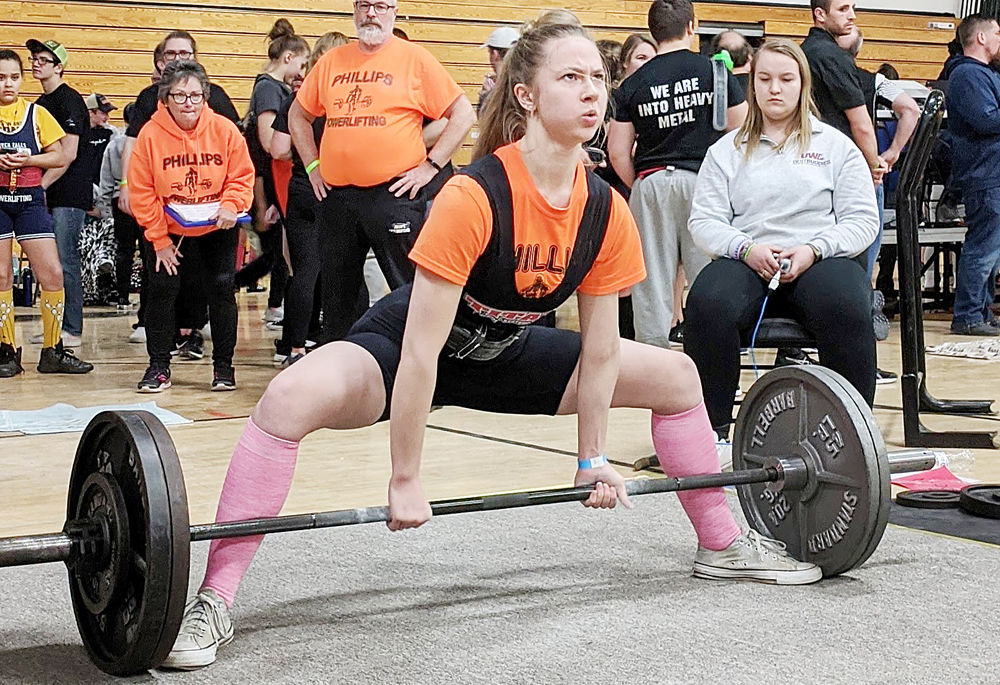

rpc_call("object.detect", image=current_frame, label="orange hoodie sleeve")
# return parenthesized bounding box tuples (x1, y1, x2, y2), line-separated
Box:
(219, 121, 255, 216)
(126, 132, 173, 252)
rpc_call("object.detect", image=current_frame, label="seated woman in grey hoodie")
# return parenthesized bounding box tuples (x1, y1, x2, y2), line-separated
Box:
(684, 38, 879, 440)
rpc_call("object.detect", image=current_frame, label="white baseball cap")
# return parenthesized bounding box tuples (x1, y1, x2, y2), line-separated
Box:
(480, 26, 519, 50)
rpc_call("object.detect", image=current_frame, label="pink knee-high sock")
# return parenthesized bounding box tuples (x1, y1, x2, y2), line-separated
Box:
(651, 402, 742, 551)
(202, 418, 299, 607)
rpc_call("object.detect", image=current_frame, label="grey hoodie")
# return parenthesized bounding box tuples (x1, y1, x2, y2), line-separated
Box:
(689, 117, 878, 261)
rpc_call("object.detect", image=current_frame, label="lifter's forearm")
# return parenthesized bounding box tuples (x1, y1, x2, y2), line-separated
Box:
(389, 354, 437, 481)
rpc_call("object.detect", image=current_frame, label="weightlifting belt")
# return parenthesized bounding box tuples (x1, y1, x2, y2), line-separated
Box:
(0, 168, 43, 192)
(444, 319, 522, 361)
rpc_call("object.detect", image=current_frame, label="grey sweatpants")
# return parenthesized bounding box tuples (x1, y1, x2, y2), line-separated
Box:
(628, 168, 710, 348)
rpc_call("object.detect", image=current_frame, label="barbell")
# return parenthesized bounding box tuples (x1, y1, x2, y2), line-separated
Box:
(0, 366, 939, 676)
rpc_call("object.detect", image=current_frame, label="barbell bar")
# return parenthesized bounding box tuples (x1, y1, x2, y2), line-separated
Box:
(0, 450, 937, 567)
(0, 367, 948, 675)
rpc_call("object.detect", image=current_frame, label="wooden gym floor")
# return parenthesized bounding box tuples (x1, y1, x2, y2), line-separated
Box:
(1, 292, 998, 539)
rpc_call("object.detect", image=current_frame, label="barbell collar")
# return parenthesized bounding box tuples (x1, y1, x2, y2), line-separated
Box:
(886, 449, 938, 474)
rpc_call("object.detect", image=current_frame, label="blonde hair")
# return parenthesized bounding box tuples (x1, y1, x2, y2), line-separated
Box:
(735, 38, 818, 159)
(474, 10, 602, 160)
(308, 31, 349, 71)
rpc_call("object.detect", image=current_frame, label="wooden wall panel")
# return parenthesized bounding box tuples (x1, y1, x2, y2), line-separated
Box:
(3, 0, 959, 163)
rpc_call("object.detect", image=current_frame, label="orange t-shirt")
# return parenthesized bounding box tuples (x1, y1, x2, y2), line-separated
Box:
(296, 36, 463, 188)
(409, 143, 646, 298)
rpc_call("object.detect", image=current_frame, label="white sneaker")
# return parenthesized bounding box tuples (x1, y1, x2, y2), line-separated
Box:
(160, 588, 234, 670)
(128, 326, 146, 343)
(693, 530, 822, 585)
(28, 331, 81, 347)
(263, 306, 283, 323)
(715, 439, 733, 472)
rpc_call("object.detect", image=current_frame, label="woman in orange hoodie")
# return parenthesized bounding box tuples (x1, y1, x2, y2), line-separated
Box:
(128, 60, 254, 392)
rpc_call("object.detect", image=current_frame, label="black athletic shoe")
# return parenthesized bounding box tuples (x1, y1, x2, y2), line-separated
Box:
(171, 333, 187, 357)
(774, 347, 817, 367)
(280, 352, 305, 368)
(178, 330, 205, 360)
(211, 363, 236, 391)
(37, 342, 94, 374)
(875, 368, 898, 385)
(0, 343, 24, 377)
(137, 366, 171, 393)
(668, 321, 685, 346)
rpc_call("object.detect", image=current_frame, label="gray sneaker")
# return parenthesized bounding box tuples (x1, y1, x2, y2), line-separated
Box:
(693, 530, 822, 585)
(160, 588, 234, 670)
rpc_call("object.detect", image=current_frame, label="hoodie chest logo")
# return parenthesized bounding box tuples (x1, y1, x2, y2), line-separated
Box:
(162, 152, 224, 170)
(170, 166, 213, 195)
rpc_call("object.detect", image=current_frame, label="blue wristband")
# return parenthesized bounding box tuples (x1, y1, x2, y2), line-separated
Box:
(577, 454, 609, 470)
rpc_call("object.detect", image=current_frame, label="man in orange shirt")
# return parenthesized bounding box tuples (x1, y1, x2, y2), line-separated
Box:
(289, 0, 475, 342)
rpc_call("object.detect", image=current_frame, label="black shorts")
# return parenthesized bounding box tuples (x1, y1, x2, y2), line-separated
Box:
(0, 187, 53, 241)
(345, 285, 582, 421)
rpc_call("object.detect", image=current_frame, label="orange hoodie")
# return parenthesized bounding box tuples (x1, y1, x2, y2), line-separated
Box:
(128, 102, 254, 251)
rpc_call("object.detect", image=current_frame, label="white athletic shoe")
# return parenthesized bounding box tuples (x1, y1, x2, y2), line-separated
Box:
(128, 326, 146, 343)
(263, 306, 283, 323)
(715, 439, 733, 472)
(160, 588, 234, 670)
(693, 530, 822, 585)
(29, 331, 81, 347)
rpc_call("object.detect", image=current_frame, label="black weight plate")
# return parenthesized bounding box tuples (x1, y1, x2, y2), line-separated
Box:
(895, 490, 961, 509)
(813, 366, 891, 575)
(732, 366, 890, 577)
(72, 471, 131, 614)
(67, 411, 190, 676)
(959, 485, 1000, 519)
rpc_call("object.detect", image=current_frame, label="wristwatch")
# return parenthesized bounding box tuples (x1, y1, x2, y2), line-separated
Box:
(806, 243, 822, 262)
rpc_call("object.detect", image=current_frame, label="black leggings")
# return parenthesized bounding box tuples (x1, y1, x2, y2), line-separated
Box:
(113, 204, 146, 324)
(684, 257, 876, 435)
(235, 221, 287, 309)
(281, 181, 323, 349)
(142, 229, 239, 368)
(316, 165, 452, 342)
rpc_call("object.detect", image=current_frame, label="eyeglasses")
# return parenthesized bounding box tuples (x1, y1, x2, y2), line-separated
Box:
(163, 50, 194, 61)
(353, 1, 396, 14)
(29, 55, 56, 66)
(167, 91, 205, 104)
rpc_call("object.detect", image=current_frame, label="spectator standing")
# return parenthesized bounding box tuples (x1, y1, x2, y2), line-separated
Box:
(83, 93, 118, 192)
(127, 61, 254, 391)
(97, 104, 148, 331)
(946, 14, 1000, 336)
(800, 1, 885, 183)
(271, 32, 349, 366)
(607, 0, 747, 349)
(27, 39, 91, 348)
(120, 31, 242, 359)
(477, 26, 520, 115)
(0, 49, 93, 376)
(288, 0, 476, 342)
(710, 30, 753, 95)
(836, 29, 919, 281)
(620, 34, 657, 80)
(237, 20, 309, 323)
